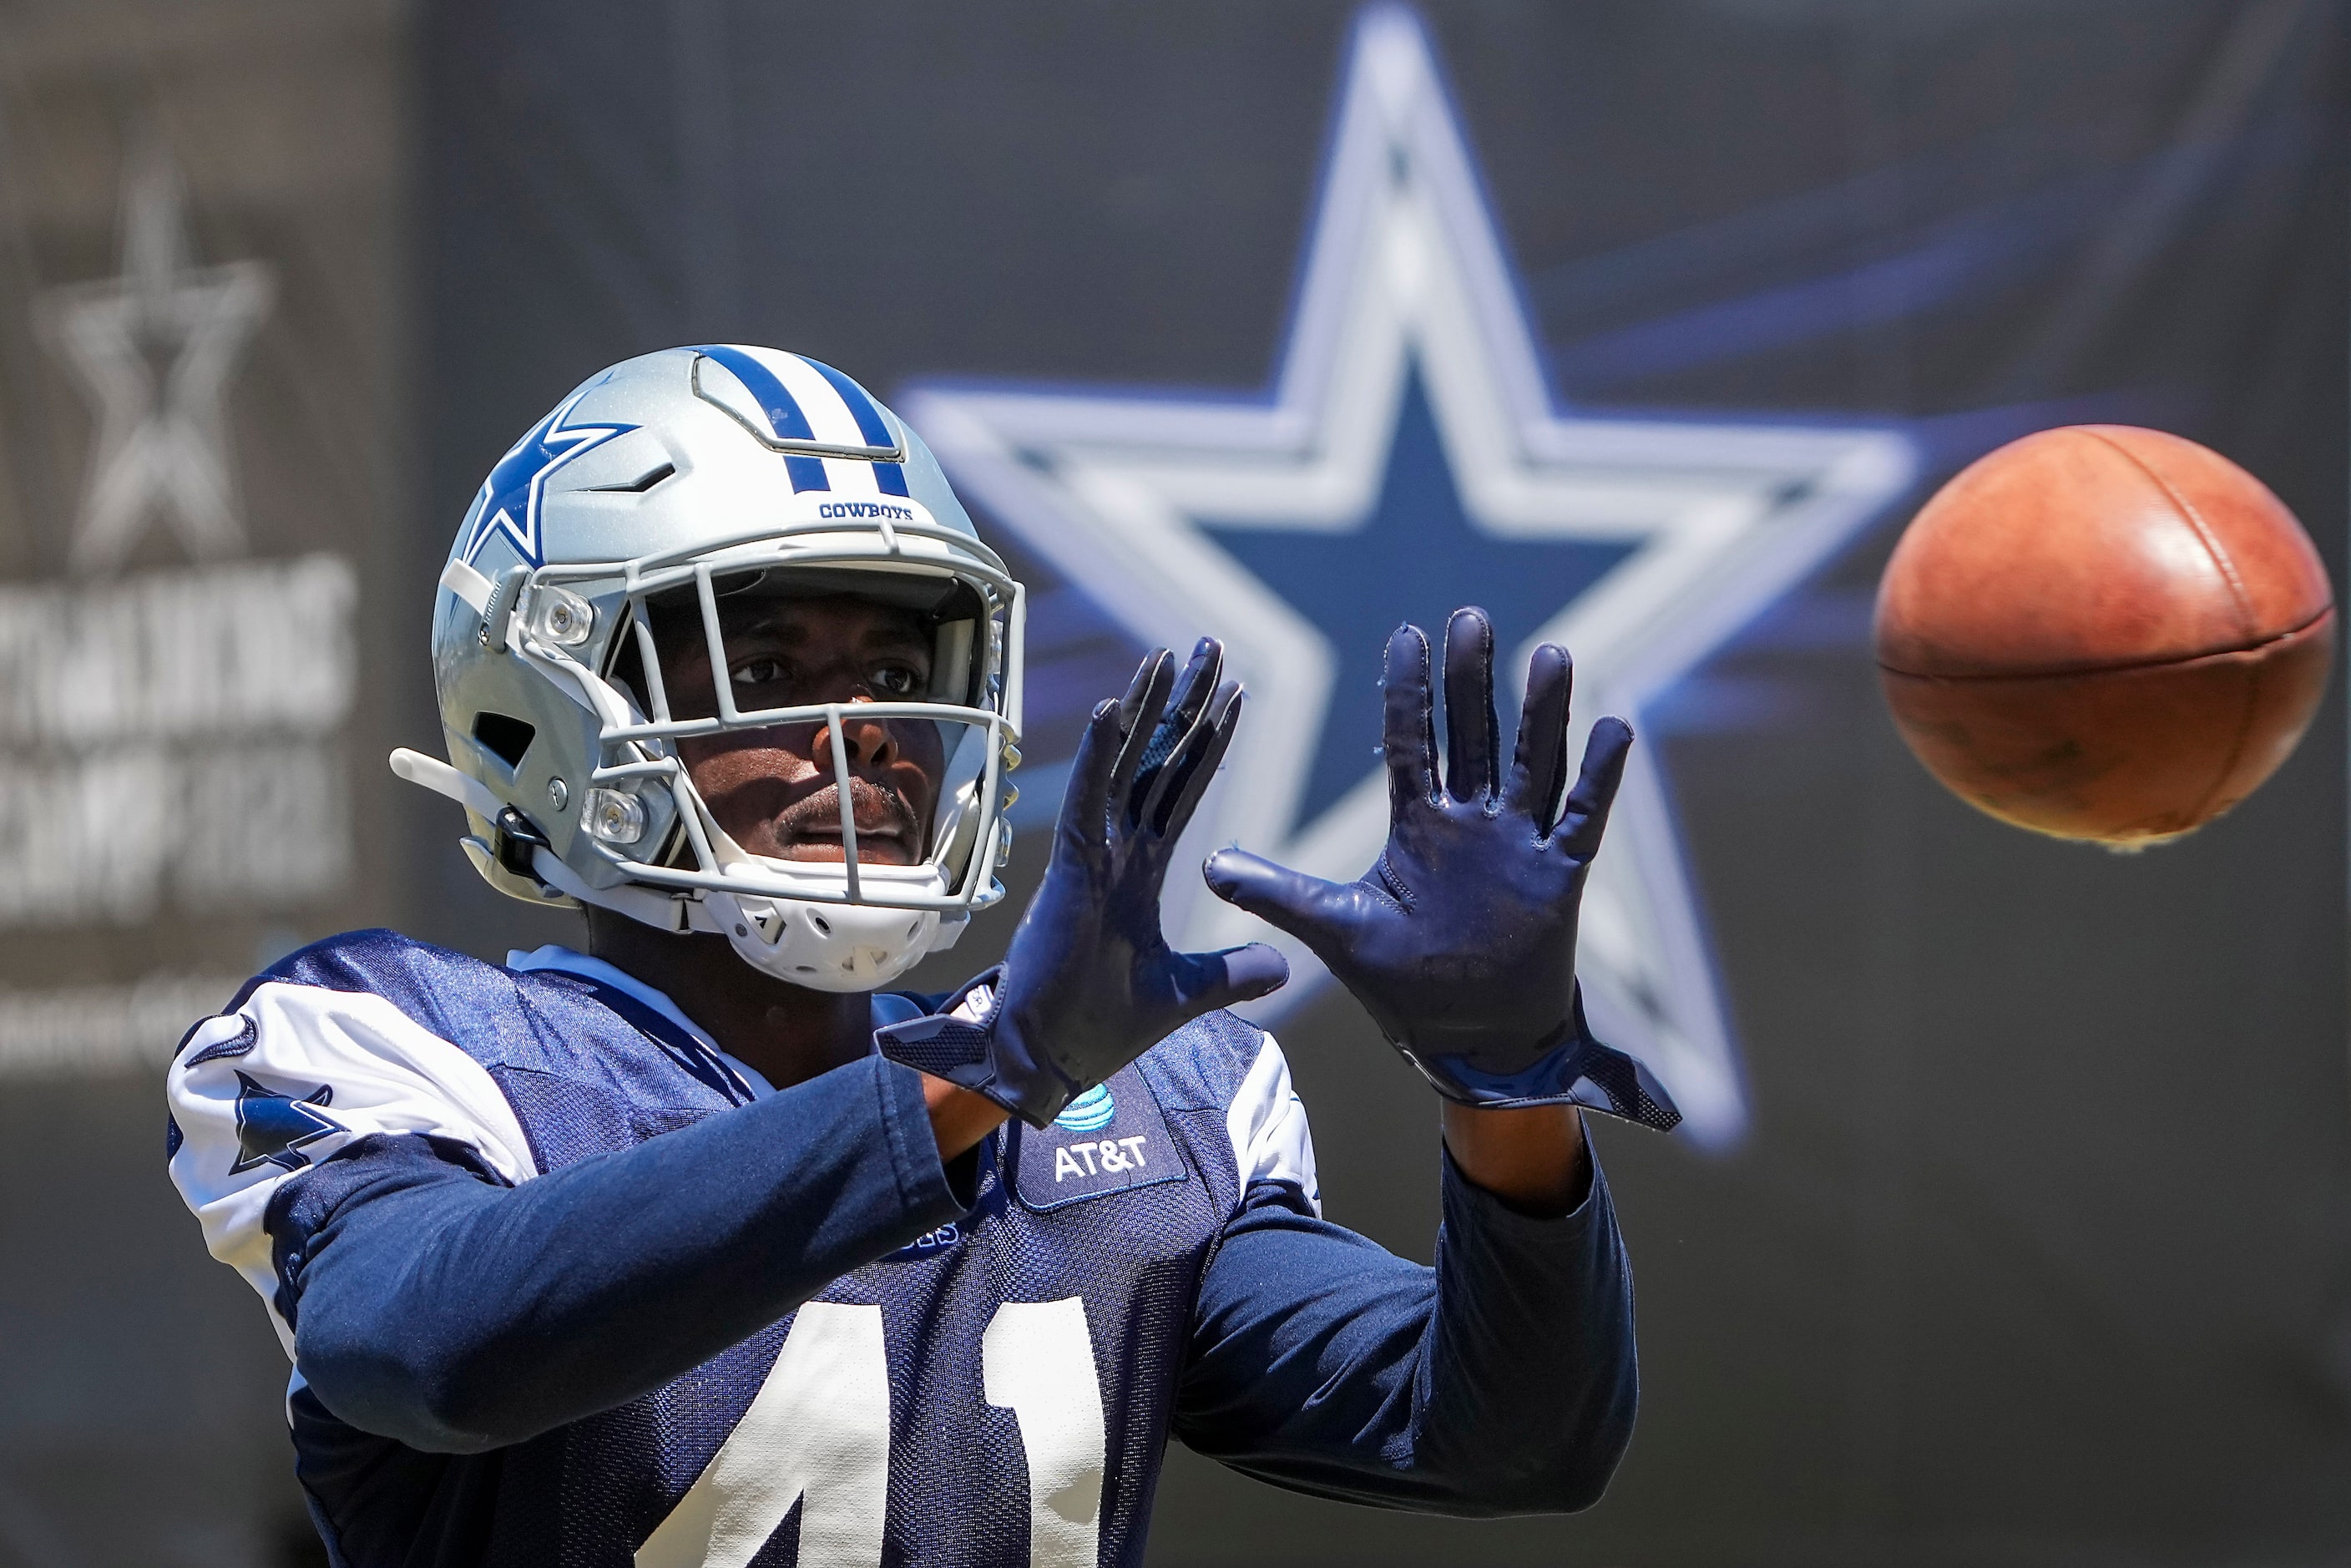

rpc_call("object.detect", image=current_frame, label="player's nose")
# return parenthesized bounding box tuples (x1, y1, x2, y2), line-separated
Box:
(807, 701, 901, 771)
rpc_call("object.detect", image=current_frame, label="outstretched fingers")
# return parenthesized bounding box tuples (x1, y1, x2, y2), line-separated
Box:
(1202, 847, 1366, 970)
(1129, 638, 1221, 827)
(1165, 637, 1223, 731)
(1106, 648, 1176, 825)
(1144, 679, 1243, 840)
(1553, 716, 1635, 860)
(1059, 696, 1130, 858)
(1442, 607, 1499, 804)
(1505, 643, 1573, 831)
(1381, 623, 1438, 811)
(1167, 941, 1291, 1019)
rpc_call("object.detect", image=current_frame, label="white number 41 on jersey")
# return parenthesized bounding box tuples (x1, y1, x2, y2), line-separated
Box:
(637, 1297, 1105, 1568)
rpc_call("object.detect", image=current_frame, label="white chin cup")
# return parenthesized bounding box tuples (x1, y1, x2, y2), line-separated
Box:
(707, 860, 947, 992)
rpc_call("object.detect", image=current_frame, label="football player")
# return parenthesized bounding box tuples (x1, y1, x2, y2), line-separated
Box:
(165, 346, 1680, 1567)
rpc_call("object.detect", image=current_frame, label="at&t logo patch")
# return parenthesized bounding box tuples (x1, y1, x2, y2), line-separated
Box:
(1014, 1065, 1187, 1213)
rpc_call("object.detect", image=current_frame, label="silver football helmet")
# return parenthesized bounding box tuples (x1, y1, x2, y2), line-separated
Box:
(392, 345, 1024, 991)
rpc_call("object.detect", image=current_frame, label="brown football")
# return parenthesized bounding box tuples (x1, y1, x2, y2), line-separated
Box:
(1873, 425, 2334, 844)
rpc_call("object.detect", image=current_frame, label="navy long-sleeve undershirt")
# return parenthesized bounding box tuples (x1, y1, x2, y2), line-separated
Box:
(271, 1053, 1637, 1514)
(272, 1053, 973, 1453)
(1178, 1152, 1636, 1515)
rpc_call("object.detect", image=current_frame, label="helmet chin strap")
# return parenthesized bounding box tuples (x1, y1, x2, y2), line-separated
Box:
(391, 746, 503, 819)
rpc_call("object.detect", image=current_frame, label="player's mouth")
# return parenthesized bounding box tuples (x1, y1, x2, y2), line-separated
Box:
(771, 781, 923, 866)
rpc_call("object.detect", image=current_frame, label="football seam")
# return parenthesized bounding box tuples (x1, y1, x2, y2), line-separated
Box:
(2081, 427, 2259, 650)
(1873, 603, 2334, 680)
(2182, 632, 2265, 831)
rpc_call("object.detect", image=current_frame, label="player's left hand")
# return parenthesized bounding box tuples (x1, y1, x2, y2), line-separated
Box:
(881, 638, 1290, 1129)
(1203, 607, 1679, 1129)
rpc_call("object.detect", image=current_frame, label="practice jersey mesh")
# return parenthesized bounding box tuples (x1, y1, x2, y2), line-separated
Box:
(166, 931, 1321, 1567)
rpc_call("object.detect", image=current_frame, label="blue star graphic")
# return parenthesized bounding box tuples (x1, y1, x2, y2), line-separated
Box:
(902, 5, 1918, 1145)
(1205, 364, 1638, 822)
(230, 1071, 343, 1175)
(463, 387, 635, 569)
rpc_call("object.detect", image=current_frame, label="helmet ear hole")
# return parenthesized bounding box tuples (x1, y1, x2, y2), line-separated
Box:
(472, 711, 536, 771)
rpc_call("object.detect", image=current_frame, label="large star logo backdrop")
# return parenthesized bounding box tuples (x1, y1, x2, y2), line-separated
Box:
(903, 6, 1918, 1146)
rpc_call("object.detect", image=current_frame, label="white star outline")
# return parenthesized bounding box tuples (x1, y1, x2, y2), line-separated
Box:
(902, 5, 1919, 1146)
(461, 382, 636, 570)
(37, 137, 274, 576)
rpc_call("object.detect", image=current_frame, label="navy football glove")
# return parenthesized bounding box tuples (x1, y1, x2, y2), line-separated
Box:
(878, 639, 1289, 1128)
(1203, 608, 1678, 1130)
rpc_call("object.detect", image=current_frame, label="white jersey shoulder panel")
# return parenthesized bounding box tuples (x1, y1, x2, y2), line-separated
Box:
(165, 980, 538, 1353)
(1225, 1031, 1321, 1218)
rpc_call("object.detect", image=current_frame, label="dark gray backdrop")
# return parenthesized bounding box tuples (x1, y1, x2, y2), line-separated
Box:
(402, 3, 2350, 1563)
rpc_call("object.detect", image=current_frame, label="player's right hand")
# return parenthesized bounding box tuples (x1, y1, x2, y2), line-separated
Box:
(879, 639, 1288, 1129)
(1201, 609, 1679, 1130)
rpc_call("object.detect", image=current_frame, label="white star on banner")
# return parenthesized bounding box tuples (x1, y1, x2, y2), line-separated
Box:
(904, 6, 1918, 1146)
(37, 136, 274, 575)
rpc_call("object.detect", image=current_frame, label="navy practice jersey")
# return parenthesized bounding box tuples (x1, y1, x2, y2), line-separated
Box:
(165, 931, 1639, 1568)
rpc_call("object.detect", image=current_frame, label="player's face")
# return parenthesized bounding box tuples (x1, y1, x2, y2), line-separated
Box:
(660, 595, 945, 867)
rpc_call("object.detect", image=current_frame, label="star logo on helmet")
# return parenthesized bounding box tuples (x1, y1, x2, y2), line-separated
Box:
(462, 384, 636, 569)
(416, 346, 1023, 997)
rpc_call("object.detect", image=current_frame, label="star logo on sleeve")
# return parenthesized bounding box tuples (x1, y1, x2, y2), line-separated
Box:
(902, 5, 1919, 1146)
(230, 1071, 344, 1175)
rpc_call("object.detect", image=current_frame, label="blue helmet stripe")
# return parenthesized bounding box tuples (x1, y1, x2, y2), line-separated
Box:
(698, 344, 817, 441)
(697, 344, 830, 491)
(802, 357, 893, 447)
(802, 356, 911, 494)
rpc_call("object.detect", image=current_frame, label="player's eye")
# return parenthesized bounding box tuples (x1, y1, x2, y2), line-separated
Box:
(729, 655, 792, 692)
(870, 663, 921, 697)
